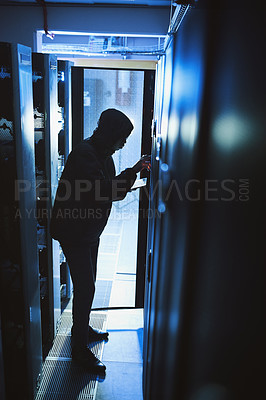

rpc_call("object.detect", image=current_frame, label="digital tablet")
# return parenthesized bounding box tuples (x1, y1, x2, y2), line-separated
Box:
(130, 178, 147, 190)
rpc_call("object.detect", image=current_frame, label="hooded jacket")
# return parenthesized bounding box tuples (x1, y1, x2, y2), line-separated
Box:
(50, 109, 137, 244)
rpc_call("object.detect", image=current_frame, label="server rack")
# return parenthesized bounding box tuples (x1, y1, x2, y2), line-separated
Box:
(143, 54, 166, 399)
(144, 9, 208, 397)
(143, 3, 266, 400)
(0, 42, 42, 399)
(32, 53, 60, 357)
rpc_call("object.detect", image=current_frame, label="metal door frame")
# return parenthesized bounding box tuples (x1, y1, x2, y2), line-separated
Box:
(72, 65, 154, 309)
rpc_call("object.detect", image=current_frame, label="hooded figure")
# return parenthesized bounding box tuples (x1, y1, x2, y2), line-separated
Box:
(90, 108, 134, 156)
(51, 108, 136, 244)
(50, 109, 150, 374)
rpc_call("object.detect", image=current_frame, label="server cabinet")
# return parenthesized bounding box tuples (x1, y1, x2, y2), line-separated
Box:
(0, 42, 42, 399)
(57, 60, 73, 306)
(145, 9, 208, 399)
(143, 55, 166, 398)
(143, 36, 177, 399)
(144, 3, 266, 400)
(32, 53, 60, 357)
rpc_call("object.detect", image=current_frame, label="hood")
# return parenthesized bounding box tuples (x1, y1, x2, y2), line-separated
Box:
(89, 109, 134, 156)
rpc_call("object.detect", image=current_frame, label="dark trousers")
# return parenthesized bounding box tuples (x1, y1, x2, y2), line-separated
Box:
(60, 239, 99, 348)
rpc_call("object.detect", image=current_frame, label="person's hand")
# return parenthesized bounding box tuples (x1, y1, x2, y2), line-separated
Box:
(132, 155, 151, 173)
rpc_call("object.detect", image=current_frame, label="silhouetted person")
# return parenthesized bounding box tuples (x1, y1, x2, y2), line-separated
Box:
(50, 109, 150, 374)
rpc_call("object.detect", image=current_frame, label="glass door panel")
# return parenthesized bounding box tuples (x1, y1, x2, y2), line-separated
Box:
(83, 68, 144, 308)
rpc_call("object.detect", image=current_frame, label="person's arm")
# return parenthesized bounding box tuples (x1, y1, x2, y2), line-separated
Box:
(72, 147, 137, 203)
(107, 167, 137, 201)
(108, 155, 151, 200)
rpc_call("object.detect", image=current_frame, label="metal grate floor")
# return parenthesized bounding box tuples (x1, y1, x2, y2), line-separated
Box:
(36, 360, 98, 400)
(36, 310, 107, 399)
(96, 253, 117, 280)
(92, 280, 113, 309)
(99, 233, 121, 255)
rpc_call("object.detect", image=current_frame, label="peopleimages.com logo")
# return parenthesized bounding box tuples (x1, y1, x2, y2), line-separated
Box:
(14, 178, 250, 203)
(147, 178, 250, 202)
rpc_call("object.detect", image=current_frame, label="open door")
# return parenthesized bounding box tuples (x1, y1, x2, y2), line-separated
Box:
(72, 66, 154, 309)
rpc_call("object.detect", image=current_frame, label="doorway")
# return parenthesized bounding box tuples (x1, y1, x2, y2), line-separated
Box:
(72, 66, 154, 308)
(85, 68, 143, 308)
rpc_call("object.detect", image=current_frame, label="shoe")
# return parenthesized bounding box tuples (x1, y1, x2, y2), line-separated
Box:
(88, 326, 109, 343)
(71, 325, 109, 343)
(72, 346, 106, 374)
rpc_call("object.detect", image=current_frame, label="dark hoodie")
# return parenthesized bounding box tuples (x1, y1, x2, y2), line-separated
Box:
(50, 109, 137, 244)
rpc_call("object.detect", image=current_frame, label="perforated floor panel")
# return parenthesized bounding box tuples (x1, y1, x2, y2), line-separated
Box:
(36, 311, 107, 399)
(92, 280, 113, 309)
(36, 360, 98, 400)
